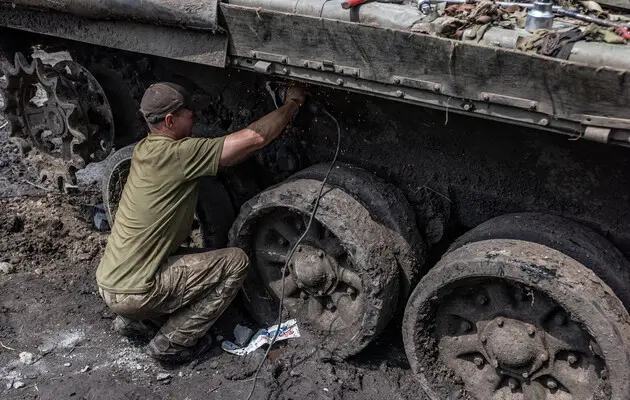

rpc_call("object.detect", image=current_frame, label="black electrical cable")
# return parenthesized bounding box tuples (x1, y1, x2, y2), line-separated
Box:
(245, 107, 342, 400)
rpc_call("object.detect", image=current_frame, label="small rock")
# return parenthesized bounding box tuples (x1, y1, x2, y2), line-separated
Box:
(63, 362, 71, 367)
(38, 342, 56, 355)
(8, 216, 24, 233)
(34, 268, 42, 275)
(233, 324, 254, 346)
(69, 230, 87, 240)
(50, 220, 64, 231)
(13, 381, 25, 389)
(157, 373, 172, 382)
(289, 370, 300, 377)
(323, 388, 329, 392)
(80, 366, 90, 373)
(318, 349, 334, 361)
(0, 262, 15, 274)
(78, 253, 92, 261)
(6, 383, 12, 390)
(216, 335, 224, 342)
(379, 361, 388, 372)
(19, 352, 36, 365)
(93, 212, 109, 232)
(64, 184, 79, 194)
(178, 371, 184, 378)
(209, 361, 219, 369)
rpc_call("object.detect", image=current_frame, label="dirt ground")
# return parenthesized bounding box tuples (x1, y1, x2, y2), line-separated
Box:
(0, 117, 425, 400)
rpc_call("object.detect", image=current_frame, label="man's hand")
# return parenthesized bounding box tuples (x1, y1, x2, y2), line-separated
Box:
(285, 86, 306, 108)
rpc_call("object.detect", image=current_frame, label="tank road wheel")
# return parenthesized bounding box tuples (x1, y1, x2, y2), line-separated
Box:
(102, 143, 135, 224)
(288, 163, 426, 303)
(403, 239, 630, 400)
(228, 167, 420, 358)
(448, 213, 630, 309)
(86, 62, 145, 149)
(0, 53, 115, 190)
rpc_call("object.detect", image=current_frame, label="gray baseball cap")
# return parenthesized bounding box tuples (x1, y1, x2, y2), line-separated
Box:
(140, 82, 200, 124)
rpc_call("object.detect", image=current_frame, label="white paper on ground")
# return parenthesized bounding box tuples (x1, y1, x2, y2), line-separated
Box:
(221, 319, 301, 356)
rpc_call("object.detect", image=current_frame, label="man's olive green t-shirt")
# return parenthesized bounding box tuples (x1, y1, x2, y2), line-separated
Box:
(96, 134, 225, 294)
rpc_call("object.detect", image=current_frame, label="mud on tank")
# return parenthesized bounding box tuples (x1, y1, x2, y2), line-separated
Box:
(1, 0, 630, 398)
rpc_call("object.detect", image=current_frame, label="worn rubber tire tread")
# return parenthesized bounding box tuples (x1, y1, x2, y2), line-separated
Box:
(448, 212, 630, 309)
(87, 63, 145, 148)
(403, 239, 630, 400)
(101, 143, 136, 224)
(229, 178, 400, 359)
(289, 162, 425, 303)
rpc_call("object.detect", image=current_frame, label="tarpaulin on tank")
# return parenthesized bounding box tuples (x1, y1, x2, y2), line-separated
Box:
(1, 0, 220, 32)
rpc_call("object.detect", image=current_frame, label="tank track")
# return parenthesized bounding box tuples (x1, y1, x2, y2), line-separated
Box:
(0, 52, 114, 191)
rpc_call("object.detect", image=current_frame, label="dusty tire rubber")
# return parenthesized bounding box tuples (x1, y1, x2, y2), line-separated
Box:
(403, 239, 630, 400)
(228, 177, 402, 359)
(289, 163, 426, 303)
(448, 212, 630, 309)
(87, 63, 145, 149)
(102, 144, 136, 225)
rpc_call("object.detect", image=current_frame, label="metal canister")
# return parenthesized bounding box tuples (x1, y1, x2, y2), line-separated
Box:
(525, 0, 555, 32)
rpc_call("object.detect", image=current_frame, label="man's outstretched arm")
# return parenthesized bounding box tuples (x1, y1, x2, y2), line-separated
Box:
(219, 87, 305, 167)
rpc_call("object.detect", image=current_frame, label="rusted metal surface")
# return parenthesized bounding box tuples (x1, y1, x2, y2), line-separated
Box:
(0, 0, 220, 32)
(221, 5, 629, 119)
(223, 5, 629, 145)
(0, 8, 227, 68)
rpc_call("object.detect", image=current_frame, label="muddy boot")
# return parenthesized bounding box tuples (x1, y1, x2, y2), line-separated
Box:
(146, 333, 213, 364)
(112, 316, 159, 341)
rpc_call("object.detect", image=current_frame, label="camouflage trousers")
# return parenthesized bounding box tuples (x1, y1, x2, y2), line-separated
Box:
(98, 247, 249, 347)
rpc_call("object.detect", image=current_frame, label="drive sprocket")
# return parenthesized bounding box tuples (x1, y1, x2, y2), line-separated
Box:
(0, 52, 114, 191)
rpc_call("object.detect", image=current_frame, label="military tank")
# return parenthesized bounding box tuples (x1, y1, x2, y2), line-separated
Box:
(1, 0, 630, 398)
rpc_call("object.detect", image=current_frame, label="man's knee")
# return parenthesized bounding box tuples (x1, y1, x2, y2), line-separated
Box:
(225, 247, 249, 278)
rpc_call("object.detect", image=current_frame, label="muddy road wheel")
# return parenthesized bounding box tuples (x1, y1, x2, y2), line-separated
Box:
(86, 62, 145, 149)
(102, 143, 135, 224)
(403, 239, 630, 400)
(448, 213, 630, 309)
(228, 167, 418, 358)
(288, 163, 425, 303)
